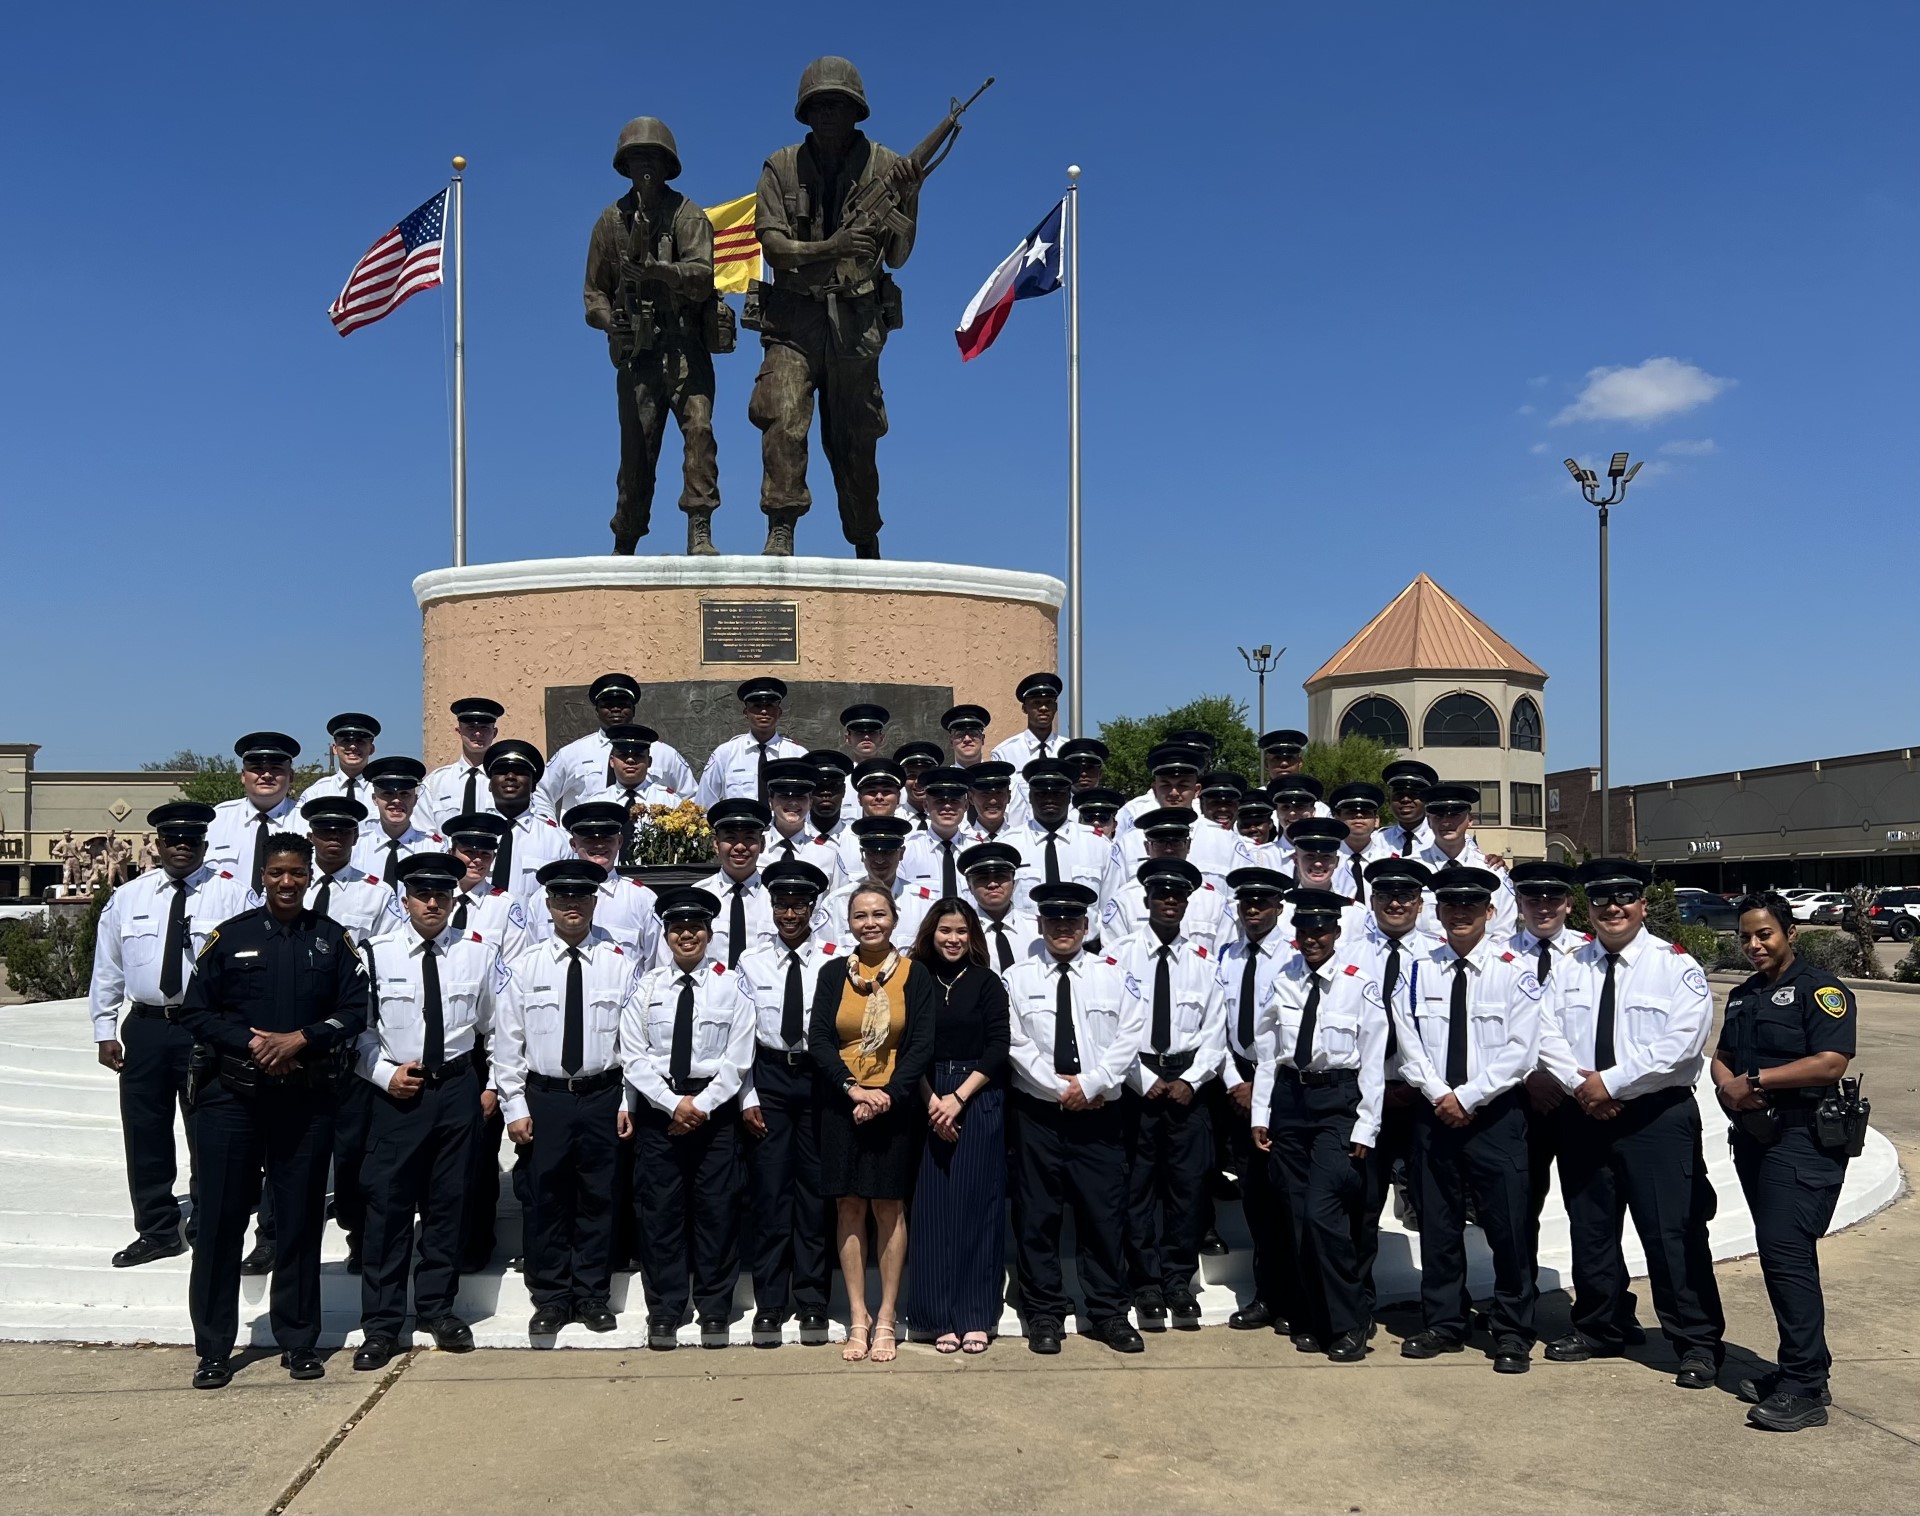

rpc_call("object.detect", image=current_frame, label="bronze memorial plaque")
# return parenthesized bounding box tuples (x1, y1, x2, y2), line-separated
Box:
(701, 600, 798, 665)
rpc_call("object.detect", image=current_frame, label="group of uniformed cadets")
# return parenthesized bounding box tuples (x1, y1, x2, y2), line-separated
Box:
(84, 671, 1858, 1430)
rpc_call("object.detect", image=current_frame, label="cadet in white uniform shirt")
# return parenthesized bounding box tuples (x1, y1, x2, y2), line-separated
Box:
(577, 722, 684, 817)
(837, 758, 908, 876)
(1101, 809, 1232, 949)
(440, 812, 533, 954)
(1233, 791, 1291, 874)
(1249, 888, 1388, 1361)
(480, 740, 570, 900)
(960, 842, 1042, 973)
(696, 676, 809, 808)
(991, 672, 1064, 824)
(352, 853, 506, 1370)
(893, 741, 942, 831)
(620, 888, 756, 1349)
(537, 673, 695, 820)
(1379, 760, 1439, 856)
(961, 761, 1020, 844)
(300, 797, 401, 944)
(418, 697, 502, 833)
(815, 816, 934, 950)
(522, 803, 663, 964)
(88, 802, 254, 1268)
(1539, 858, 1726, 1387)
(901, 767, 976, 902)
(696, 798, 776, 970)
(1329, 783, 1398, 903)
(1258, 730, 1332, 818)
(758, 759, 848, 887)
(1109, 857, 1227, 1333)
(351, 757, 443, 883)
(1391, 866, 1541, 1374)
(205, 732, 307, 889)
(805, 749, 858, 835)
(492, 858, 640, 1340)
(1413, 784, 1516, 938)
(1004, 883, 1149, 1356)
(735, 859, 842, 1344)
(1282, 818, 1370, 941)
(299, 714, 380, 810)
(1112, 739, 1204, 840)
(1009, 759, 1108, 910)
(835, 704, 892, 820)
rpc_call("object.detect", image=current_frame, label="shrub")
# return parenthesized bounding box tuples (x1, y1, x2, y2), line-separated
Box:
(1892, 942, 1920, 985)
(1667, 922, 1721, 966)
(1711, 932, 1752, 972)
(0, 888, 106, 1001)
(1791, 929, 1870, 980)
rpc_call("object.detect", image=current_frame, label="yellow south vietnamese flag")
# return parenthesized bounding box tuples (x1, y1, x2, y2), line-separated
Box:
(706, 194, 761, 295)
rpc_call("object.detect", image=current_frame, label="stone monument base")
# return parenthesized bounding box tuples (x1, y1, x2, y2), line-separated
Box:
(410, 556, 1066, 766)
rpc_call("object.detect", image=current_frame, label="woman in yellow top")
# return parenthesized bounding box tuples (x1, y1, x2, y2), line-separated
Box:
(808, 883, 936, 1362)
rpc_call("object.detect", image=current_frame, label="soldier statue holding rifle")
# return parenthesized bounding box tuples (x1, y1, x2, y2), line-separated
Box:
(747, 58, 991, 558)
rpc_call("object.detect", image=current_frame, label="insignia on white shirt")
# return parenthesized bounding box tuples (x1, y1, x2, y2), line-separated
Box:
(1516, 971, 1542, 1000)
(1681, 967, 1708, 996)
(1362, 980, 1383, 1006)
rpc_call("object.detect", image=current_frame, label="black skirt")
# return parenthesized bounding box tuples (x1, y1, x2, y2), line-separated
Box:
(819, 1080, 926, 1201)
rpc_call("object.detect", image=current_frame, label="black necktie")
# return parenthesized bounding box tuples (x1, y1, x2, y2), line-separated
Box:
(1053, 961, 1081, 1075)
(1445, 957, 1469, 1087)
(251, 810, 270, 892)
(940, 838, 956, 899)
(1596, 952, 1619, 1069)
(1042, 830, 1061, 885)
(990, 921, 1014, 972)
(313, 875, 333, 919)
(756, 743, 770, 801)
(561, 946, 584, 1074)
(624, 786, 640, 808)
(492, 821, 515, 889)
(344, 775, 358, 807)
(777, 836, 797, 860)
(1293, 975, 1322, 1068)
(385, 837, 403, 885)
(1382, 938, 1404, 1060)
(670, 972, 696, 1084)
(422, 942, 445, 1069)
(1151, 944, 1173, 1054)
(1237, 943, 1259, 1051)
(1349, 853, 1366, 904)
(462, 767, 479, 817)
(781, 950, 806, 1046)
(1536, 938, 1552, 984)
(159, 878, 188, 999)
(452, 892, 469, 930)
(728, 884, 747, 969)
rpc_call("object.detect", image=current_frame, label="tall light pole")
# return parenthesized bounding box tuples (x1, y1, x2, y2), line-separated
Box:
(1238, 644, 1284, 737)
(1565, 453, 1641, 854)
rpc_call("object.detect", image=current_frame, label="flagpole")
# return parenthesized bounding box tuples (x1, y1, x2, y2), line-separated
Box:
(450, 156, 468, 567)
(1065, 166, 1082, 738)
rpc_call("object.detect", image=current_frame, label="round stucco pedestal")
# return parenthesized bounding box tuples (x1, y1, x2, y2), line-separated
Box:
(411, 556, 1065, 768)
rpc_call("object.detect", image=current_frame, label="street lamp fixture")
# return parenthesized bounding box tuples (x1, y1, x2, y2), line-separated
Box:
(1564, 453, 1641, 854)
(1238, 643, 1285, 737)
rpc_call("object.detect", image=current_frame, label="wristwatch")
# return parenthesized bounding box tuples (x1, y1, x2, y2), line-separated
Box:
(1747, 1069, 1764, 1096)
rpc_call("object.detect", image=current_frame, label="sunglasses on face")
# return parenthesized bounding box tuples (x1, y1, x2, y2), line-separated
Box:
(1587, 888, 1644, 908)
(968, 869, 1016, 887)
(1371, 884, 1424, 902)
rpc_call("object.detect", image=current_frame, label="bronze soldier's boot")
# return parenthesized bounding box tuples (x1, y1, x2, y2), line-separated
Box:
(853, 536, 881, 560)
(762, 512, 796, 557)
(686, 511, 719, 557)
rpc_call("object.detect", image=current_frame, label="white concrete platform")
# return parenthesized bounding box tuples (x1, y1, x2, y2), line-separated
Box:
(0, 998, 1901, 1350)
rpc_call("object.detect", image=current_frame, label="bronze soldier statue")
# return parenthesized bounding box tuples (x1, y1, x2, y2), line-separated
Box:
(584, 118, 730, 556)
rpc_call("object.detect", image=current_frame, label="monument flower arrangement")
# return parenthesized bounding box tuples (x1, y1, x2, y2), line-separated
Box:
(622, 799, 715, 868)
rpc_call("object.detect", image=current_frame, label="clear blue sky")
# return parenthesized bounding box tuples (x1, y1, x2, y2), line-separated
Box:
(3, 3, 1914, 780)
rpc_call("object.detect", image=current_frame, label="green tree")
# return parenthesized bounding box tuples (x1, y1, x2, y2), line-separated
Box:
(0, 884, 107, 1001)
(1301, 735, 1400, 795)
(142, 749, 323, 805)
(1097, 694, 1260, 799)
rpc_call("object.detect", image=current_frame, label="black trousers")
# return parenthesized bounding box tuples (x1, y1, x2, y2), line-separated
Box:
(1412, 1089, 1536, 1343)
(329, 1076, 373, 1249)
(359, 1065, 479, 1339)
(461, 1041, 504, 1269)
(1267, 1071, 1371, 1340)
(187, 1079, 333, 1361)
(1558, 1087, 1724, 1359)
(1364, 1084, 1446, 1320)
(1525, 1090, 1559, 1259)
(118, 1011, 196, 1242)
(1218, 1080, 1297, 1316)
(630, 1098, 742, 1323)
(1733, 1120, 1847, 1396)
(745, 1054, 831, 1317)
(1122, 1085, 1213, 1297)
(1010, 1093, 1130, 1333)
(522, 1080, 622, 1310)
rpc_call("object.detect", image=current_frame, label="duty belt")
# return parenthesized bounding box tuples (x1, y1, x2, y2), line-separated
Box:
(1282, 1065, 1359, 1090)
(218, 1053, 336, 1090)
(756, 1044, 814, 1069)
(1141, 1050, 1197, 1079)
(527, 1068, 622, 1095)
(666, 1075, 713, 1097)
(416, 1051, 475, 1086)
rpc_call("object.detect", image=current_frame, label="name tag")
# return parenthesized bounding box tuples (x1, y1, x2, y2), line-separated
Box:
(235, 950, 260, 959)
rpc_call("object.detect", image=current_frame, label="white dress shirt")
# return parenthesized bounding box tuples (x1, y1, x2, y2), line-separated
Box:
(1507, 925, 1590, 988)
(1392, 936, 1541, 1113)
(900, 827, 974, 902)
(418, 758, 489, 833)
(491, 929, 643, 1123)
(812, 876, 935, 951)
(204, 795, 306, 873)
(1099, 877, 1231, 951)
(1538, 929, 1713, 1102)
(87, 865, 254, 1039)
(351, 821, 445, 882)
(448, 883, 532, 960)
(490, 808, 572, 899)
(1212, 926, 1289, 1089)
(1343, 916, 1444, 1081)
(1003, 950, 1147, 1103)
(977, 907, 1044, 976)
(695, 732, 810, 808)
(759, 825, 851, 889)
(356, 923, 505, 1089)
(523, 873, 662, 965)
(537, 729, 695, 820)
(734, 936, 846, 1111)
(1381, 819, 1435, 856)
(1101, 823, 1251, 899)
(1107, 927, 1227, 1093)
(1414, 839, 1517, 939)
(299, 770, 373, 809)
(306, 864, 403, 945)
(696, 869, 776, 966)
(1250, 952, 1388, 1149)
(620, 957, 755, 1115)
(1005, 815, 1108, 911)
(1332, 833, 1401, 899)
(578, 779, 686, 817)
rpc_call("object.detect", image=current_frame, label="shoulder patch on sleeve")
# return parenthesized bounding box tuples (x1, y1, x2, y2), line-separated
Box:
(1500, 951, 1516, 963)
(1516, 971, 1543, 1001)
(1194, 945, 1208, 959)
(197, 927, 221, 958)
(1343, 963, 1360, 976)
(712, 962, 726, 975)
(1681, 967, 1708, 996)
(822, 942, 839, 955)
(365, 873, 381, 886)
(1814, 985, 1849, 1019)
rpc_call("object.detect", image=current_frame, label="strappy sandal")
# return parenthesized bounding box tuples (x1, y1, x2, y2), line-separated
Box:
(841, 1323, 871, 1362)
(934, 1333, 962, 1354)
(961, 1332, 989, 1354)
(870, 1319, 898, 1363)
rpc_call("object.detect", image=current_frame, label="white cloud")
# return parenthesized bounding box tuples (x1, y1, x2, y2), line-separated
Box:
(1528, 374, 1551, 389)
(1660, 437, 1716, 456)
(1529, 441, 1550, 454)
(1516, 403, 1536, 417)
(1552, 357, 1732, 426)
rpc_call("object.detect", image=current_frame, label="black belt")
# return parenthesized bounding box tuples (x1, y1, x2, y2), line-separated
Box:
(416, 1051, 475, 1085)
(1141, 1050, 1197, 1079)
(218, 1053, 337, 1090)
(129, 1003, 177, 1021)
(527, 1068, 622, 1095)
(666, 1075, 713, 1097)
(1282, 1065, 1359, 1090)
(1773, 1104, 1821, 1127)
(756, 1045, 814, 1069)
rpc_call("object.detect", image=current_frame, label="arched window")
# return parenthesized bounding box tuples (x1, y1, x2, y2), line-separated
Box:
(1510, 696, 1543, 752)
(1423, 692, 1500, 748)
(1339, 695, 1410, 747)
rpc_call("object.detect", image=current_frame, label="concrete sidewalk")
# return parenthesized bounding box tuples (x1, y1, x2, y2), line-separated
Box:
(3, 994, 1914, 1516)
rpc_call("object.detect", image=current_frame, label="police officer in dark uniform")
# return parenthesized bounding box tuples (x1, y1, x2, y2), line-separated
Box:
(175, 832, 368, 1389)
(1713, 892, 1859, 1431)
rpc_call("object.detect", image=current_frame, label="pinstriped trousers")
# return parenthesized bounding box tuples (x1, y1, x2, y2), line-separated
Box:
(904, 1063, 1007, 1337)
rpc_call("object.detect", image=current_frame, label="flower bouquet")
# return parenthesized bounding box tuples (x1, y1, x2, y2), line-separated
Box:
(619, 799, 716, 883)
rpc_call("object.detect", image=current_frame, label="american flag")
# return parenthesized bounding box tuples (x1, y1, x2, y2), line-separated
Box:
(328, 190, 447, 337)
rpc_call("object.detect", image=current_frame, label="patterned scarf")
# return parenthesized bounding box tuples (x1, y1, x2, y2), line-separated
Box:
(847, 950, 902, 1072)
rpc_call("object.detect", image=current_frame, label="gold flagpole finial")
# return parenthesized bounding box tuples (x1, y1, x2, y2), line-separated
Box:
(452, 155, 467, 173)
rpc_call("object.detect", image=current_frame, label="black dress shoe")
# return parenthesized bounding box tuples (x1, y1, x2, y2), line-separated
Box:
(1737, 1373, 1830, 1407)
(1133, 1294, 1168, 1332)
(112, 1235, 186, 1269)
(1198, 1228, 1229, 1257)
(1290, 1331, 1324, 1354)
(1166, 1288, 1203, 1330)
(699, 1317, 729, 1348)
(647, 1316, 679, 1351)
(1228, 1299, 1274, 1331)
(1618, 1320, 1647, 1346)
(1400, 1330, 1465, 1359)
(239, 1241, 275, 1275)
(796, 1311, 830, 1342)
(428, 1316, 475, 1352)
(1327, 1330, 1367, 1363)
(1102, 1322, 1146, 1354)
(192, 1357, 233, 1390)
(528, 1304, 571, 1336)
(1028, 1322, 1063, 1355)
(751, 1310, 784, 1346)
(282, 1349, 325, 1381)
(1674, 1353, 1719, 1390)
(1544, 1332, 1621, 1363)
(353, 1336, 398, 1372)
(576, 1302, 617, 1334)
(1493, 1336, 1531, 1374)
(1747, 1391, 1829, 1432)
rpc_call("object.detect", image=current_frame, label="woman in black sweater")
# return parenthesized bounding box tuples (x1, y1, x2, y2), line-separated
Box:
(901, 898, 1012, 1353)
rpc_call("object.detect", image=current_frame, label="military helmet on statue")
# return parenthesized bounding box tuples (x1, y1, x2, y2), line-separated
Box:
(794, 56, 870, 123)
(612, 117, 683, 180)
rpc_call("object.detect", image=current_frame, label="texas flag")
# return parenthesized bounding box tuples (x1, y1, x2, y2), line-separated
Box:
(954, 199, 1064, 361)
